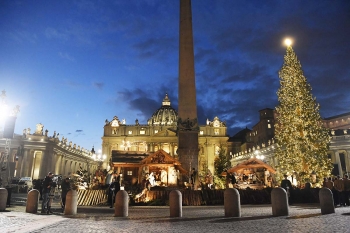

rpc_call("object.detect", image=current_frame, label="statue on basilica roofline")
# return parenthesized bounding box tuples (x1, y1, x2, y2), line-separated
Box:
(35, 123, 44, 135)
(211, 116, 226, 127)
(107, 116, 121, 127)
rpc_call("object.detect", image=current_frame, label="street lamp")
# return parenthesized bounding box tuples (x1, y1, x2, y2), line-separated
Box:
(91, 147, 106, 167)
(0, 90, 20, 187)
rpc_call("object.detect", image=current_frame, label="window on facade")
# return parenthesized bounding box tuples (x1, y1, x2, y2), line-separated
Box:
(154, 130, 158, 134)
(214, 129, 219, 135)
(140, 130, 145, 135)
(268, 124, 271, 129)
(127, 171, 132, 176)
(128, 130, 132, 135)
(200, 131, 204, 135)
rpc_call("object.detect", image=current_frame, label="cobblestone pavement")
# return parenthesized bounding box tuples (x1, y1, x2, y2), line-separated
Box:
(2, 203, 350, 233)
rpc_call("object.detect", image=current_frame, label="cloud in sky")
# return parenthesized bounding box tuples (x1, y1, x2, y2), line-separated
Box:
(58, 52, 75, 62)
(93, 82, 104, 90)
(0, 0, 349, 149)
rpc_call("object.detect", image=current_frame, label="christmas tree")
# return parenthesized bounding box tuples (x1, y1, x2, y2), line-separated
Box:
(214, 144, 229, 189)
(275, 39, 332, 186)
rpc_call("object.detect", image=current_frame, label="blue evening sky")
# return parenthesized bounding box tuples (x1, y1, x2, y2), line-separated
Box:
(1, 0, 349, 151)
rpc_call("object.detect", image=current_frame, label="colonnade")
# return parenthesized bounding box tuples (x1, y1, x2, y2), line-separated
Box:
(9, 148, 99, 179)
(0, 134, 99, 181)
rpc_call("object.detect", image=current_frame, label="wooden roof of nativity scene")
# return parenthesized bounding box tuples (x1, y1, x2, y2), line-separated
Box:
(227, 157, 276, 174)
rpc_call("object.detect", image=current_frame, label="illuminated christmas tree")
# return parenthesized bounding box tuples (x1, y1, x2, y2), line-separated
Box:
(214, 144, 229, 189)
(275, 39, 332, 185)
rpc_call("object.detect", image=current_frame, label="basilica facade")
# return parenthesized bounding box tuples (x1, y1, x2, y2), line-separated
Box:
(102, 94, 229, 183)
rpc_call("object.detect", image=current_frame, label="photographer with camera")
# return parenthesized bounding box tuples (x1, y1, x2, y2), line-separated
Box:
(41, 172, 54, 214)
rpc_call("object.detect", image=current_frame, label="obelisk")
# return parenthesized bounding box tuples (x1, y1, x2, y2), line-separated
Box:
(177, 0, 199, 178)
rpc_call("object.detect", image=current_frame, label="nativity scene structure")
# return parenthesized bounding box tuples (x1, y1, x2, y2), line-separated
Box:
(227, 158, 276, 189)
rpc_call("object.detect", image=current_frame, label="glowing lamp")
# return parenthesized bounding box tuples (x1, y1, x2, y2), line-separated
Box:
(284, 38, 292, 46)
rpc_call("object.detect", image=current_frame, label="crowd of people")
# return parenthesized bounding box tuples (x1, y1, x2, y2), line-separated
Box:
(323, 175, 350, 207)
(278, 173, 350, 206)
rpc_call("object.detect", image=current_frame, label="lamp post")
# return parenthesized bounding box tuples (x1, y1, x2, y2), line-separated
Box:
(0, 90, 20, 188)
(90, 146, 106, 187)
(91, 147, 106, 169)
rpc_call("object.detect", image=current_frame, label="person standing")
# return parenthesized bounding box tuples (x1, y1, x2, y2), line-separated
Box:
(190, 168, 197, 189)
(231, 173, 237, 186)
(41, 172, 54, 214)
(322, 177, 328, 187)
(334, 175, 344, 206)
(225, 172, 231, 189)
(324, 177, 334, 190)
(61, 177, 71, 211)
(280, 174, 293, 204)
(343, 175, 350, 206)
(109, 176, 120, 208)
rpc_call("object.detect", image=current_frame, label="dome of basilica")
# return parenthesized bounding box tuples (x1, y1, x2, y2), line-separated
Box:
(147, 93, 178, 126)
